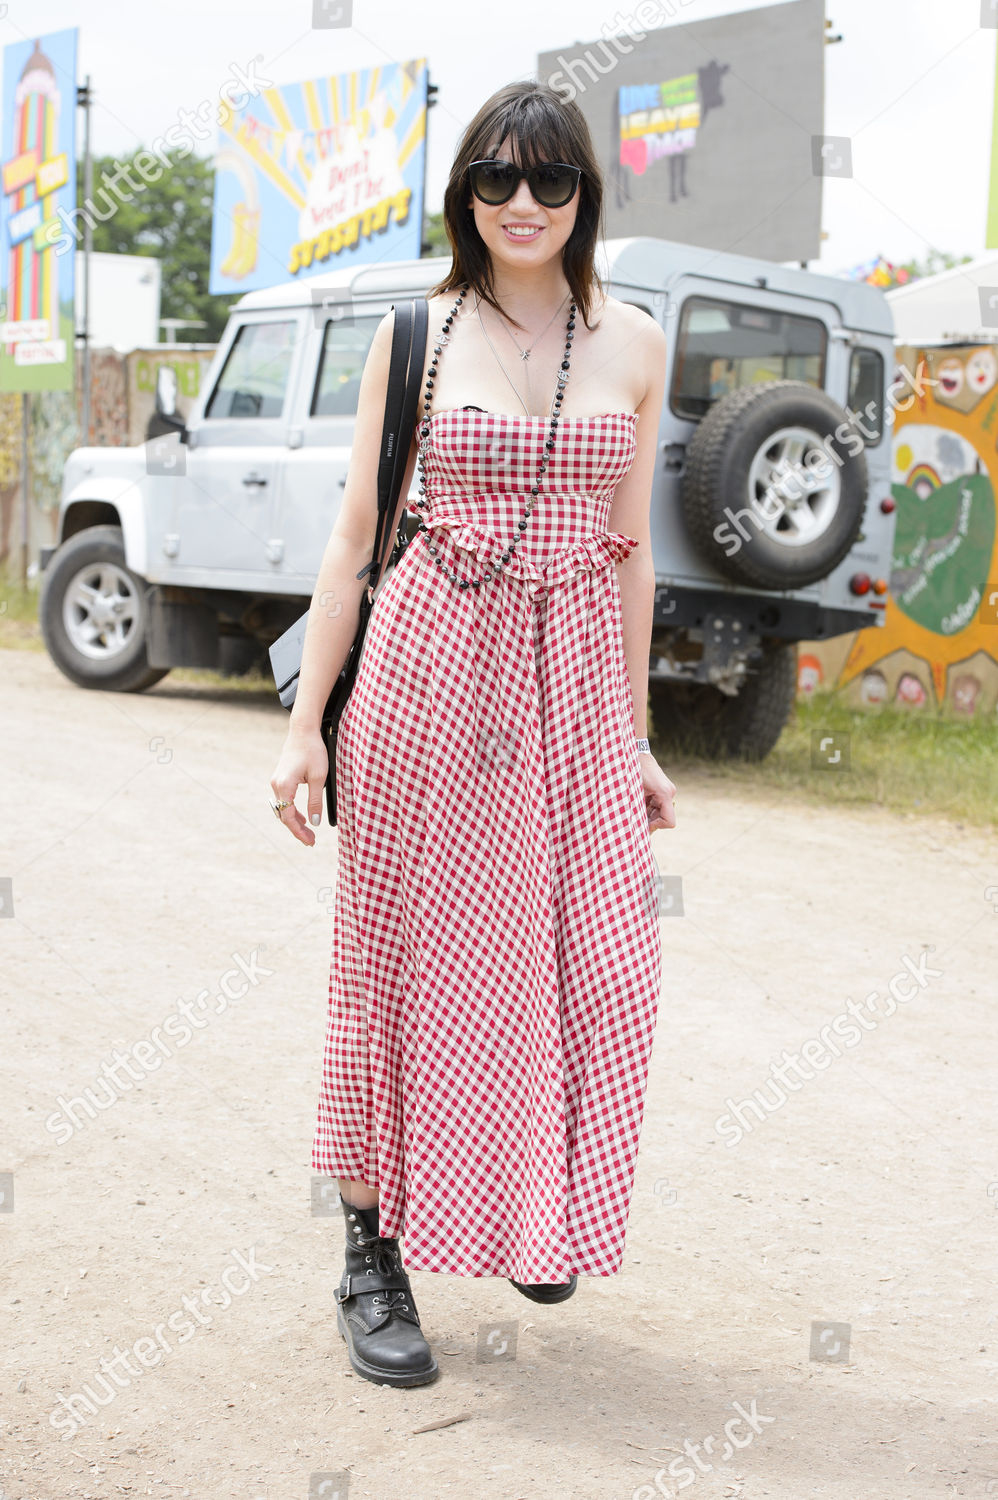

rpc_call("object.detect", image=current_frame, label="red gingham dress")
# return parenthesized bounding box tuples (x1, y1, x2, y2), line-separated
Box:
(311, 406, 663, 1281)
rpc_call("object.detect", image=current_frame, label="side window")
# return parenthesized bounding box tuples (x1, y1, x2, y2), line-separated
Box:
(204, 320, 298, 420)
(670, 296, 827, 421)
(848, 347, 885, 445)
(311, 315, 382, 417)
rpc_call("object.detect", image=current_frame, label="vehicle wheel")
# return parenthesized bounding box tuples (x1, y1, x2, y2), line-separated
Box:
(649, 643, 797, 761)
(218, 635, 268, 677)
(39, 524, 170, 692)
(681, 381, 868, 589)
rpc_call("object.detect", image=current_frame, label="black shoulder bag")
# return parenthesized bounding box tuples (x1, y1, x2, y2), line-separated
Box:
(268, 296, 429, 826)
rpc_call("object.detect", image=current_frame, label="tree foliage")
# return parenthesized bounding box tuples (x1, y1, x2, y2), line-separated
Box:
(421, 211, 450, 259)
(78, 151, 236, 343)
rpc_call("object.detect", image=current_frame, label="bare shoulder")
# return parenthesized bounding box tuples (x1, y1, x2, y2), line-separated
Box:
(368, 308, 397, 356)
(370, 296, 437, 359)
(598, 292, 667, 355)
(593, 293, 667, 411)
(425, 289, 460, 324)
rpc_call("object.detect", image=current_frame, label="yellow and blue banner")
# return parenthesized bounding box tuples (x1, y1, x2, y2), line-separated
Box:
(210, 58, 427, 294)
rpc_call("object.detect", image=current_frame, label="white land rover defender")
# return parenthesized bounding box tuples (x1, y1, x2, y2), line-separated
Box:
(39, 238, 896, 759)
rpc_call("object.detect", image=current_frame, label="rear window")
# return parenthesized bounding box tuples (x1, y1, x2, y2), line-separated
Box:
(670, 296, 827, 421)
(848, 347, 885, 445)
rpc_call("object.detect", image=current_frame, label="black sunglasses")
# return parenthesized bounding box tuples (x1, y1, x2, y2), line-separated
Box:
(468, 158, 582, 209)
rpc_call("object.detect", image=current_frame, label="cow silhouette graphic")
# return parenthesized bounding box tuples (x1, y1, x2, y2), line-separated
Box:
(612, 60, 730, 211)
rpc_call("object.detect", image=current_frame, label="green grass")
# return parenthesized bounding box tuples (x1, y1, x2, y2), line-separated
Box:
(0, 573, 45, 648)
(654, 689, 998, 828)
(0, 573, 39, 622)
(5, 569, 996, 826)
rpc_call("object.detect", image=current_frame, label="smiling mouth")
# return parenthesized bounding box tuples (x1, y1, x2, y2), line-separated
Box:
(502, 224, 543, 239)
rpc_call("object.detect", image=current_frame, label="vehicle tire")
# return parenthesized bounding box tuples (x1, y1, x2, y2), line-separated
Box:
(681, 381, 868, 589)
(649, 643, 797, 761)
(39, 524, 170, 692)
(218, 634, 268, 678)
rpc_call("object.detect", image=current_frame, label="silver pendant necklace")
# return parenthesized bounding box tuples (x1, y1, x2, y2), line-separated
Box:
(475, 296, 531, 417)
(474, 291, 572, 417)
(496, 290, 570, 361)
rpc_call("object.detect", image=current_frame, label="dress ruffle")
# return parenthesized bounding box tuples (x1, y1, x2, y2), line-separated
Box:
(422, 513, 639, 591)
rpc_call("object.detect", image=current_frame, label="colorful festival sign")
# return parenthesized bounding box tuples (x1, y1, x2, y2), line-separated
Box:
(210, 59, 427, 295)
(0, 30, 78, 393)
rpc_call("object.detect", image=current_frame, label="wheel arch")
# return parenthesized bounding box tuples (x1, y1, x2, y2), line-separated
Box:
(58, 476, 153, 577)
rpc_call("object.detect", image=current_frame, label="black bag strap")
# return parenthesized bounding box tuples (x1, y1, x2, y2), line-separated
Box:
(356, 296, 428, 594)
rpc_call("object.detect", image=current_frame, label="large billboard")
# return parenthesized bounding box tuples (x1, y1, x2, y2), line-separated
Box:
(538, 0, 824, 264)
(210, 58, 428, 295)
(0, 29, 78, 393)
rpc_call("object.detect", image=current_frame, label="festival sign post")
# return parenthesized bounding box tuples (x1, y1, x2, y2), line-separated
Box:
(209, 58, 428, 296)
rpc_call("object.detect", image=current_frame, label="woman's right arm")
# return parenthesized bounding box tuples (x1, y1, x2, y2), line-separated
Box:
(269, 307, 421, 843)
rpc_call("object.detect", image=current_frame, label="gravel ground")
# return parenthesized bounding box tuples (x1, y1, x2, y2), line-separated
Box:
(2, 644, 997, 1500)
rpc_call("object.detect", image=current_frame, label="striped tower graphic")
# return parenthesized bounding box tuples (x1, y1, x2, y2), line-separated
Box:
(8, 38, 60, 336)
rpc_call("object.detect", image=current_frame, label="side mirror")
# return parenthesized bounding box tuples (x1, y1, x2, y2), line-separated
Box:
(155, 365, 178, 418)
(150, 364, 187, 441)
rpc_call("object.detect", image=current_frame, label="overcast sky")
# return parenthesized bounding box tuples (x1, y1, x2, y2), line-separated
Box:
(7, 0, 994, 276)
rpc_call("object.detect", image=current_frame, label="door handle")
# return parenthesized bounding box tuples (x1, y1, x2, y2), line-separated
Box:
(242, 472, 268, 487)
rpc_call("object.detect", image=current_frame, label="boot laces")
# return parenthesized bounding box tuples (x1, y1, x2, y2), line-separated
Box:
(360, 1236, 402, 1279)
(372, 1288, 411, 1318)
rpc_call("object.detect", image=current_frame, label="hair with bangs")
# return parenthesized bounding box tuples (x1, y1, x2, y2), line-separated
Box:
(427, 80, 605, 331)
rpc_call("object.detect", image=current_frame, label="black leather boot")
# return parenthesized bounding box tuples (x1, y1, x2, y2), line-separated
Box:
(335, 1197, 439, 1386)
(508, 1274, 578, 1304)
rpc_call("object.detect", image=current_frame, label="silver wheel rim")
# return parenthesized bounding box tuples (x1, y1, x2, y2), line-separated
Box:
(62, 559, 141, 661)
(745, 424, 842, 548)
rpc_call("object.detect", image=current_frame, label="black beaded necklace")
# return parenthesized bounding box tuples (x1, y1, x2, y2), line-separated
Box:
(413, 282, 577, 591)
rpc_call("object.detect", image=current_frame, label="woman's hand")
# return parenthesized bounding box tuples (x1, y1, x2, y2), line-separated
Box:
(640, 752, 677, 832)
(270, 727, 329, 846)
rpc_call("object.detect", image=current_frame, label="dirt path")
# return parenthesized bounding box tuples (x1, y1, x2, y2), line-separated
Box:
(2, 644, 996, 1500)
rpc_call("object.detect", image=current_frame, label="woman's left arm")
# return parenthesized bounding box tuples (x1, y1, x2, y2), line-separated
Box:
(607, 311, 677, 834)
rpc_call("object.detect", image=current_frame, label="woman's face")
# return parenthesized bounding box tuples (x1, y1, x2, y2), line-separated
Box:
(466, 135, 580, 276)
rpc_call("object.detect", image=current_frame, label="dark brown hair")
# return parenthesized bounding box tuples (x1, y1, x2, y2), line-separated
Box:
(427, 80, 605, 331)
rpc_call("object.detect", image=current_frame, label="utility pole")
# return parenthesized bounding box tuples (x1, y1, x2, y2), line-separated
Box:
(77, 75, 93, 444)
(420, 75, 438, 256)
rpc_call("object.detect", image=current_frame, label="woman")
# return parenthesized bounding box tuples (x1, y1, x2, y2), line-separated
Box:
(270, 79, 677, 1388)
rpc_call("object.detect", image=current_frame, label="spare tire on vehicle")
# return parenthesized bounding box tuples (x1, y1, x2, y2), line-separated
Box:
(680, 380, 869, 590)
